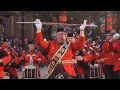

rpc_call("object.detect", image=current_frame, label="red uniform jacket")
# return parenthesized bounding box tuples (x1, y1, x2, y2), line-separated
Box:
(83, 52, 93, 62)
(102, 41, 118, 65)
(21, 50, 47, 76)
(94, 52, 105, 75)
(35, 32, 86, 76)
(4, 47, 20, 77)
(8, 52, 21, 77)
(0, 48, 12, 78)
(113, 53, 120, 71)
(113, 40, 120, 71)
(21, 50, 47, 66)
(75, 48, 93, 75)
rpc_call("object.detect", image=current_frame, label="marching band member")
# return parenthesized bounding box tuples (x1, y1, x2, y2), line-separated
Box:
(35, 19, 86, 79)
(101, 32, 118, 79)
(66, 32, 76, 43)
(21, 39, 47, 79)
(66, 32, 83, 79)
(75, 31, 94, 79)
(1, 38, 20, 79)
(0, 41, 12, 79)
(112, 33, 120, 78)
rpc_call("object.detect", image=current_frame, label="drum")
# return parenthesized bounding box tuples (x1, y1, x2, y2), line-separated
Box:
(89, 64, 102, 79)
(22, 65, 39, 79)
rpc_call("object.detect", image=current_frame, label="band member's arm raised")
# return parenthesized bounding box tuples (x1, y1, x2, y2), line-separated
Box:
(34, 19, 50, 52)
(71, 20, 86, 52)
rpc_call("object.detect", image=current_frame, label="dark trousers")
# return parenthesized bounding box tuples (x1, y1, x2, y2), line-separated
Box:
(103, 65, 115, 79)
(77, 62, 90, 79)
(4, 68, 18, 79)
(48, 64, 75, 79)
(83, 68, 90, 79)
(9, 75, 18, 79)
(75, 73, 84, 79)
(114, 71, 120, 79)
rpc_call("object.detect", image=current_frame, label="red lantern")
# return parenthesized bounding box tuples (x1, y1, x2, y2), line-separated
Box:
(107, 16, 113, 31)
(59, 11, 68, 23)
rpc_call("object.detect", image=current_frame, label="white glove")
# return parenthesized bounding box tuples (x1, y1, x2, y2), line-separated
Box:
(84, 44, 87, 47)
(72, 59, 77, 64)
(80, 20, 87, 30)
(96, 53, 99, 56)
(75, 56, 83, 61)
(34, 19, 42, 29)
(100, 58, 104, 62)
(109, 39, 113, 42)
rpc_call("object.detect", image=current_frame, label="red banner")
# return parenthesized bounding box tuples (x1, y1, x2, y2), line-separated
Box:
(107, 16, 113, 31)
(59, 11, 68, 23)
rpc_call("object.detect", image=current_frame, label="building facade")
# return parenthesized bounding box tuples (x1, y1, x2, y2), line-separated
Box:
(0, 11, 34, 40)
